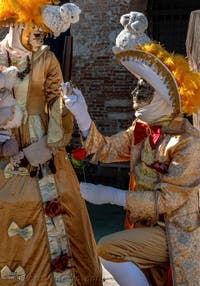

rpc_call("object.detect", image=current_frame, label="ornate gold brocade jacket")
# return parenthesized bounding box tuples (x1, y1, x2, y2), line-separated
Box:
(84, 115, 200, 286)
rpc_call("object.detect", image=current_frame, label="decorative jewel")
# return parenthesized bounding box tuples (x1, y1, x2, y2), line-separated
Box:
(17, 56, 31, 80)
(7, 52, 31, 80)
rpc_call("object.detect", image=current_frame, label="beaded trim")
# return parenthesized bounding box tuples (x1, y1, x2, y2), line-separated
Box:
(38, 173, 76, 285)
(7, 52, 31, 80)
(116, 49, 181, 114)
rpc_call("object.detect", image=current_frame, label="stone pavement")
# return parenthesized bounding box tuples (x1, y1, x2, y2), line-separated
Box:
(102, 265, 119, 286)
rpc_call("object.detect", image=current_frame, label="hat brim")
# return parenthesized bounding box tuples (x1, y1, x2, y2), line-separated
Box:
(115, 49, 181, 113)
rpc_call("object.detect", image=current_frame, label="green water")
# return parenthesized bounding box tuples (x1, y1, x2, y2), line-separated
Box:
(86, 202, 126, 242)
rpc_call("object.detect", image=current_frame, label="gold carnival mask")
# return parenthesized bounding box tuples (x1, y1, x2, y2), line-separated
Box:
(131, 78, 155, 111)
(21, 26, 46, 53)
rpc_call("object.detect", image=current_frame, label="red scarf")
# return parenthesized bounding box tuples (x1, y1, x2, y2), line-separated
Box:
(134, 121, 161, 149)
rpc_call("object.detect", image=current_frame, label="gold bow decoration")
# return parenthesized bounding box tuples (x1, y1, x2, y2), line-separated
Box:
(8, 222, 33, 241)
(0, 265, 26, 281)
(4, 163, 29, 179)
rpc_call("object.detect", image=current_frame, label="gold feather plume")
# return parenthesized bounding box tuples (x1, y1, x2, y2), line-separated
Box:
(0, 0, 59, 30)
(138, 43, 200, 115)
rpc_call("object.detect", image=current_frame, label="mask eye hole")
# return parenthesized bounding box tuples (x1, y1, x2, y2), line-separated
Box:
(34, 33, 41, 38)
(33, 32, 46, 39)
(131, 79, 155, 103)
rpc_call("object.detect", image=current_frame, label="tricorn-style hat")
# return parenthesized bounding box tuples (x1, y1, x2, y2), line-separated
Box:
(113, 11, 200, 115)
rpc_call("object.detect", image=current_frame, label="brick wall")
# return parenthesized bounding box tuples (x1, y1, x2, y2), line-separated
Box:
(71, 0, 144, 140)
(0, 28, 8, 41)
(0, 2, 148, 140)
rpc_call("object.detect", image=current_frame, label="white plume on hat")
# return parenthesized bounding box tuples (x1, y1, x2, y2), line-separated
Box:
(42, 3, 81, 37)
(115, 11, 151, 52)
(113, 11, 182, 115)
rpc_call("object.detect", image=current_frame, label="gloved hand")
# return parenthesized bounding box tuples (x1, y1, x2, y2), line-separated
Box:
(0, 138, 19, 157)
(61, 82, 92, 133)
(80, 182, 127, 207)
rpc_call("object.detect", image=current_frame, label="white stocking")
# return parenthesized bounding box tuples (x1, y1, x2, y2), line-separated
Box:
(101, 257, 149, 286)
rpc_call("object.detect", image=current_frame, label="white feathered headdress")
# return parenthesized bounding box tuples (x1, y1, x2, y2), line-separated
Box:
(113, 11, 200, 115)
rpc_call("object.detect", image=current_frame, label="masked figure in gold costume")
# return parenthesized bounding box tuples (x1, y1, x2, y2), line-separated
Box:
(0, 1, 102, 285)
(63, 12, 200, 286)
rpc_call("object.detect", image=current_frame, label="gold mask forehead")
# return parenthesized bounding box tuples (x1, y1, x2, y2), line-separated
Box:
(21, 25, 46, 52)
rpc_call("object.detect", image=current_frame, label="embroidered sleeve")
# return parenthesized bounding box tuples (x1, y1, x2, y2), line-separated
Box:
(126, 134, 200, 221)
(83, 121, 134, 164)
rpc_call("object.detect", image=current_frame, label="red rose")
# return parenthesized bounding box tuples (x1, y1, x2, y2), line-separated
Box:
(52, 253, 70, 273)
(52, 256, 64, 273)
(60, 254, 70, 267)
(45, 199, 61, 218)
(72, 147, 87, 161)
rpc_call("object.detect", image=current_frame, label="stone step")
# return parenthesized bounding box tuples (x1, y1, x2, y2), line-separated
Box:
(102, 264, 120, 286)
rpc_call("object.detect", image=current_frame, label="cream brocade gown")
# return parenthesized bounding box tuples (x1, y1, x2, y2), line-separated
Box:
(0, 46, 102, 286)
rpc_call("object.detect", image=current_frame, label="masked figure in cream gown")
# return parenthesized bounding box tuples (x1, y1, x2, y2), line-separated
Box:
(63, 12, 200, 286)
(0, 2, 102, 286)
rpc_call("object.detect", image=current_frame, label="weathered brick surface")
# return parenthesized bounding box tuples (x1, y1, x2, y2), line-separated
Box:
(0, 28, 8, 41)
(0, 1, 146, 142)
(71, 0, 139, 138)
(0, 2, 147, 139)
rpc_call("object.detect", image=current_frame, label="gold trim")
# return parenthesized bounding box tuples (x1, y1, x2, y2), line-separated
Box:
(116, 50, 181, 114)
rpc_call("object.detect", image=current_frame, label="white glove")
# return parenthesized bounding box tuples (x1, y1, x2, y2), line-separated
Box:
(80, 182, 127, 207)
(62, 82, 92, 133)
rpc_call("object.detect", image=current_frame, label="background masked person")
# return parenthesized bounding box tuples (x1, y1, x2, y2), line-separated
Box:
(63, 12, 200, 286)
(0, 1, 102, 285)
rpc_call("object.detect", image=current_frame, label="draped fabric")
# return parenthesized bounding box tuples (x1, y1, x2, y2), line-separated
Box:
(0, 37, 102, 285)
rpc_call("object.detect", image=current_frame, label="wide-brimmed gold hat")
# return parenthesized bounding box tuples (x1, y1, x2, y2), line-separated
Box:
(113, 12, 200, 115)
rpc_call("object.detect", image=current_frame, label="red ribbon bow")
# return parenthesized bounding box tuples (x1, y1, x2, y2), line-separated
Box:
(134, 121, 161, 149)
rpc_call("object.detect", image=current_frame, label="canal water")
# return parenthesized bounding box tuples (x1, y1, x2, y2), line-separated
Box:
(87, 202, 125, 242)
